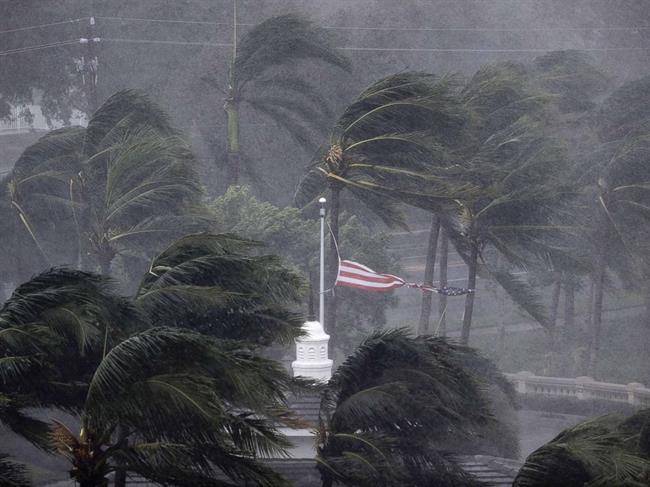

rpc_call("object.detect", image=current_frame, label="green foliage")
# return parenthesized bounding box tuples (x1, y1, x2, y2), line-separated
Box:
(295, 71, 466, 228)
(225, 13, 351, 182)
(317, 329, 517, 486)
(136, 232, 305, 346)
(0, 268, 142, 451)
(0, 453, 30, 487)
(514, 410, 650, 486)
(40, 327, 297, 487)
(532, 50, 610, 114)
(233, 14, 350, 89)
(3, 90, 205, 280)
(210, 186, 399, 356)
(0, 241, 307, 485)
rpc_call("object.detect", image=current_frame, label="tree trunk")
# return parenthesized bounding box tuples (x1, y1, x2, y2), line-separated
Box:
(549, 277, 562, 328)
(589, 254, 606, 374)
(547, 276, 562, 352)
(585, 277, 594, 331)
(327, 185, 340, 356)
(225, 98, 240, 186)
(644, 293, 650, 329)
(564, 280, 575, 329)
(460, 239, 479, 345)
(113, 425, 128, 487)
(438, 228, 449, 337)
(418, 215, 440, 335)
(113, 469, 126, 487)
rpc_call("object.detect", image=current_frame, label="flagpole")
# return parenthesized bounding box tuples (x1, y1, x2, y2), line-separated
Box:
(319, 197, 326, 326)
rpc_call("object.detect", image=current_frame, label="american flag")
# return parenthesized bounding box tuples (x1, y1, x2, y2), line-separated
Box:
(335, 260, 473, 296)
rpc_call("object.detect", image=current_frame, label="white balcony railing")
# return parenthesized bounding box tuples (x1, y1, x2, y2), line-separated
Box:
(506, 371, 650, 407)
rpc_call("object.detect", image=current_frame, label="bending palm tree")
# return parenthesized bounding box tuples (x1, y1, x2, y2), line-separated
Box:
(580, 76, 650, 370)
(386, 63, 567, 343)
(0, 245, 307, 485)
(514, 409, 650, 486)
(317, 328, 517, 486)
(0, 268, 143, 454)
(135, 233, 305, 345)
(7, 90, 203, 277)
(52, 327, 298, 487)
(296, 72, 465, 347)
(222, 12, 350, 185)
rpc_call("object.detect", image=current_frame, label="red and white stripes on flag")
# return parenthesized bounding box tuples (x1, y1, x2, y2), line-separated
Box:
(335, 259, 474, 296)
(336, 260, 407, 291)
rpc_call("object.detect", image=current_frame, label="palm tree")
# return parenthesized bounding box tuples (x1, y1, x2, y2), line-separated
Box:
(0, 256, 305, 485)
(579, 76, 650, 370)
(0, 268, 142, 453)
(316, 329, 517, 486)
(514, 409, 650, 486)
(6, 90, 203, 277)
(295, 72, 466, 348)
(51, 327, 299, 487)
(135, 233, 305, 345)
(384, 63, 569, 344)
(219, 12, 350, 185)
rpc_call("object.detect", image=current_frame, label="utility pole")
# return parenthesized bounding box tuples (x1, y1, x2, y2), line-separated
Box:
(78, 16, 100, 115)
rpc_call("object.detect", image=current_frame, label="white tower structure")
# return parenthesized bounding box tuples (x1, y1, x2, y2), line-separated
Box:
(292, 288, 333, 381)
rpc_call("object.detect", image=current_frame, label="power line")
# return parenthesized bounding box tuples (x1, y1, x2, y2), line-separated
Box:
(0, 40, 79, 57)
(96, 16, 226, 26)
(337, 46, 650, 53)
(3, 35, 650, 56)
(102, 38, 231, 47)
(91, 15, 650, 34)
(319, 24, 650, 33)
(100, 38, 650, 53)
(0, 18, 86, 35)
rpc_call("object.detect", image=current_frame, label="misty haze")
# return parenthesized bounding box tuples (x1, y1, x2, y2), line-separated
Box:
(2, 1, 650, 486)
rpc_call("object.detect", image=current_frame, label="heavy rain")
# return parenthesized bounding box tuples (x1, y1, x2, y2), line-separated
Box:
(2, 1, 650, 486)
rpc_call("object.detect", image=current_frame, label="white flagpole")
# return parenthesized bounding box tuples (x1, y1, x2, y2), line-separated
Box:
(319, 197, 326, 326)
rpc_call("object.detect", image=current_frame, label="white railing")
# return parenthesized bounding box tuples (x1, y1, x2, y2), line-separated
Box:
(0, 114, 29, 132)
(506, 371, 650, 408)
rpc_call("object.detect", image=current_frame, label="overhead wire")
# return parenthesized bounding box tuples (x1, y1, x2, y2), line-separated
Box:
(95, 16, 225, 26)
(0, 40, 79, 57)
(95, 15, 650, 33)
(3, 15, 650, 56)
(102, 37, 231, 47)
(0, 18, 86, 35)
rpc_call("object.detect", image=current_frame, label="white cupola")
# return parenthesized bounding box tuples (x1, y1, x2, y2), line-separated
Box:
(291, 289, 332, 381)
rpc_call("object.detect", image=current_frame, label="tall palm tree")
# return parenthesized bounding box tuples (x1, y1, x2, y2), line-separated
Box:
(579, 76, 650, 370)
(6, 90, 203, 277)
(295, 72, 466, 348)
(316, 329, 517, 486)
(456, 118, 568, 343)
(514, 409, 650, 486)
(385, 63, 568, 344)
(220, 12, 350, 185)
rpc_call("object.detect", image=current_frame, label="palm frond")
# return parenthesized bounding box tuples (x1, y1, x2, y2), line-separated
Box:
(0, 453, 30, 487)
(233, 14, 350, 89)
